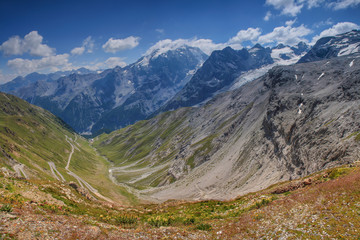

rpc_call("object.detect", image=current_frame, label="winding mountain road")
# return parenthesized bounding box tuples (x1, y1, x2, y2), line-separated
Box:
(64, 135, 113, 203)
(13, 164, 28, 179)
(48, 162, 65, 181)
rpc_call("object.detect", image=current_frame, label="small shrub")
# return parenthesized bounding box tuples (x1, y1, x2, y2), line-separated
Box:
(253, 212, 264, 220)
(328, 168, 349, 180)
(115, 215, 138, 226)
(5, 183, 14, 192)
(195, 223, 212, 231)
(0, 204, 13, 212)
(147, 215, 174, 227)
(183, 216, 196, 225)
(251, 198, 271, 210)
(355, 132, 360, 142)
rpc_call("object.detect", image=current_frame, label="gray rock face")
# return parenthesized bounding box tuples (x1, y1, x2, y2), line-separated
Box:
(159, 45, 274, 113)
(13, 46, 207, 134)
(298, 30, 360, 63)
(97, 53, 360, 201)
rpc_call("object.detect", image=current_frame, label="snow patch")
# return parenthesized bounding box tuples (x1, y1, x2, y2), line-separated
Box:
(349, 59, 354, 67)
(187, 69, 196, 75)
(230, 65, 273, 90)
(298, 103, 303, 115)
(338, 43, 360, 56)
(271, 47, 303, 65)
(318, 73, 325, 80)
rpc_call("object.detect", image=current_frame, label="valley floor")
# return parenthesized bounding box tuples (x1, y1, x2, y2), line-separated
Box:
(1, 163, 360, 239)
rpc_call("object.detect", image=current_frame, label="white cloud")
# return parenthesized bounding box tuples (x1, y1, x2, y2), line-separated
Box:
(145, 38, 226, 56)
(71, 47, 85, 55)
(7, 54, 70, 75)
(104, 57, 127, 68)
(102, 36, 140, 53)
(156, 29, 165, 34)
(313, 18, 334, 28)
(266, 0, 360, 14)
(311, 22, 360, 44)
(0, 31, 54, 57)
(265, 0, 303, 16)
(83, 36, 94, 53)
(285, 19, 297, 26)
(264, 11, 272, 21)
(258, 24, 312, 46)
(0, 70, 16, 84)
(228, 28, 262, 47)
(328, 0, 360, 10)
(305, 0, 325, 8)
(71, 36, 94, 55)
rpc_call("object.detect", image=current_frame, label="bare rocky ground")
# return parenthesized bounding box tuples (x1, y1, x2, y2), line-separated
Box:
(1, 163, 360, 239)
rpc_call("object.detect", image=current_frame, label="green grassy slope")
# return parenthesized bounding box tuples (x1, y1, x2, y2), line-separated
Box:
(0, 92, 135, 204)
(93, 108, 193, 189)
(0, 92, 75, 175)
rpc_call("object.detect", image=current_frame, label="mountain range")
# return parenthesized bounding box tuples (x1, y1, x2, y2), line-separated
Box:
(2, 31, 359, 137)
(94, 51, 360, 200)
(0, 30, 359, 203)
(1, 40, 311, 135)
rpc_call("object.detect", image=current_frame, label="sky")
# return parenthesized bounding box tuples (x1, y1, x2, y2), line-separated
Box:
(0, 0, 359, 83)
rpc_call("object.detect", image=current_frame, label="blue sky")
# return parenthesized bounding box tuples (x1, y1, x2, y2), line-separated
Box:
(0, 0, 359, 83)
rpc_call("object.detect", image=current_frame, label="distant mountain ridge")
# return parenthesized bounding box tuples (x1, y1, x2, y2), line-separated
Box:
(298, 30, 360, 63)
(0, 68, 93, 93)
(159, 42, 309, 113)
(11, 46, 207, 134)
(3, 30, 360, 136)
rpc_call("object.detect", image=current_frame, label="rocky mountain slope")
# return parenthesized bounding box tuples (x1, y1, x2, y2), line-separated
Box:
(159, 42, 309, 113)
(12, 46, 207, 134)
(94, 53, 360, 201)
(299, 29, 360, 63)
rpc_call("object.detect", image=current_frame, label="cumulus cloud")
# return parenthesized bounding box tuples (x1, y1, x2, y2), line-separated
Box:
(102, 36, 140, 53)
(285, 19, 297, 26)
(264, 11, 272, 21)
(145, 38, 226, 56)
(104, 57, 127, 68)
(265, 0, 303, 16)
(266, 0, 360, 15)
(0, 31, 54, 57)
(7, 54, 70, 75)
(258, 24, 312, 46)
(71, 47, 85, 55)
(228, 28, 262, 47)
(305, 0, 325, 8)
(71, 36, 94, 55)
(311, 22, 360, 44)
(328, 0, 360, 10)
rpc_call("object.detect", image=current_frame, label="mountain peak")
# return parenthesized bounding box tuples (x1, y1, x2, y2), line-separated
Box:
(137, 45, 206, 67)
(273, 43, 287, 49)
(298, 29, 360, 63)
(251, 43, 264, 50)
